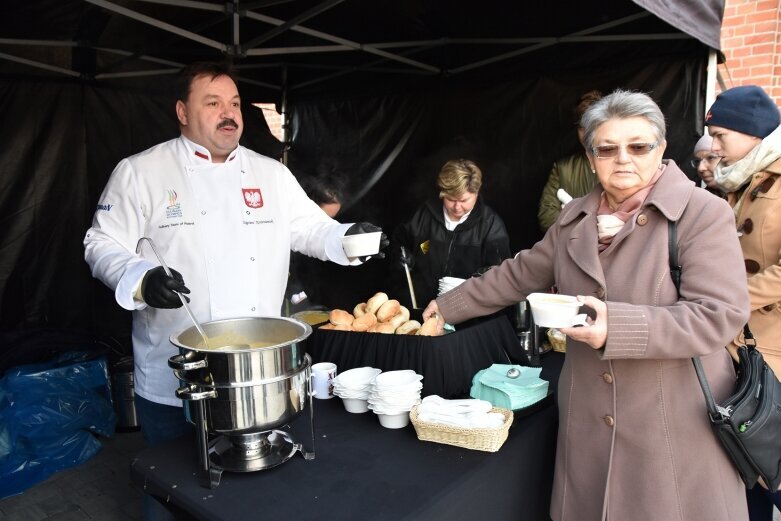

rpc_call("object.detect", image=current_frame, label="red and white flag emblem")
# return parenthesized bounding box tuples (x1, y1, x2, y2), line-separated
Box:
(242, 188, 263, 208)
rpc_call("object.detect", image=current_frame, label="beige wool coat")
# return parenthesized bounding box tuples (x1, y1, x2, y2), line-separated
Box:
(727, 157, 781, 374)
(438, 162, 750, 521)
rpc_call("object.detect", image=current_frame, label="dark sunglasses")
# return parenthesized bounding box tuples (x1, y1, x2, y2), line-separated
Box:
(591, 142, 658, 159)
(690, 154, 721, 168)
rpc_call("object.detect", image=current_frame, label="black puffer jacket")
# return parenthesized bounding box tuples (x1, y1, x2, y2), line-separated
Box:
(391, 197, 511, 308)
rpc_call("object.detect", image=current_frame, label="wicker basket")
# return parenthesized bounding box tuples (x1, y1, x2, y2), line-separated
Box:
(547, 328, 567, 353)
(409, 405, 514, 452)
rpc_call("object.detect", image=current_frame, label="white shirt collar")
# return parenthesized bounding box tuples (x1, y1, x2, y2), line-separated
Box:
(179, 135, 239, 164)
(443, 206, 471, 231)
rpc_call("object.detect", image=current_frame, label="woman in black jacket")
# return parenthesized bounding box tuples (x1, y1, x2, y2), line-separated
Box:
(391, 159, 511, 309)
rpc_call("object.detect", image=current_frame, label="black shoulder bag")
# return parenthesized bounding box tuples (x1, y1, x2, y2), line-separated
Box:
(668, 219, 781, 490)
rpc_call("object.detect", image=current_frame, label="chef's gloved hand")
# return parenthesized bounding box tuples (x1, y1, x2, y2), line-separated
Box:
(141, 266, 190, 308)
(399, 245, 415, 269)
(345, 222, 389, 261)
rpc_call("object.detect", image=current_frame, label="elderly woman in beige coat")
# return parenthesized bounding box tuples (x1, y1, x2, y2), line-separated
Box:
(424, 90, 750, 521)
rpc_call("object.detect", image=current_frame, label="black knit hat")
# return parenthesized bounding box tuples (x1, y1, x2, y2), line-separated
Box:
(705, 85, 780, 138)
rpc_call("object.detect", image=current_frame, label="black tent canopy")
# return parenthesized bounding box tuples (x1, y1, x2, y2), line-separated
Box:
(0, 0, 723, 335)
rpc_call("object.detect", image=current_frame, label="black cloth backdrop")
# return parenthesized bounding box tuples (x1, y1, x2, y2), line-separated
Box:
(0, 0, 717, 351)
(286, 56, 707, 311)
(0, 78, 281, 352)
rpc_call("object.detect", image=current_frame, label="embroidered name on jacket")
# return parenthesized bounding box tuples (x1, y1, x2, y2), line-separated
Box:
(165, 189, 182, 219)
(243, 188, 263, 208)
(96, 204, 113, 211)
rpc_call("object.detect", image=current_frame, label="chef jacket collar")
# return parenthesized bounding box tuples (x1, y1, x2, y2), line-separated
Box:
(179, 135, 239, 164)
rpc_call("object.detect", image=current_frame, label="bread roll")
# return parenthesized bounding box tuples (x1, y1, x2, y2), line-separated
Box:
(395, 320, 421, 335)
(352, 312, 377, 332)
(376, 299, 401, 322)
(368, 322, 396, 334)
(387, 307, 410, 330)
(353, 302, 367, 318)
(416, 317, 440, 336)
(333, 323, 353, 331)
(329, 309, 354, 326)
(365, 292, 389, 315)
(319, 323, 336, 330)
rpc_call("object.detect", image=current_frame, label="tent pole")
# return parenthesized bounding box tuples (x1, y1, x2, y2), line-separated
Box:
(281, 64, 289, 165)
(705, 49, 718, 111)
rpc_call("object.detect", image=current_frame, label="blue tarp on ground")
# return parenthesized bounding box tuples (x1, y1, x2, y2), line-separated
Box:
(0, 351, 116, 499)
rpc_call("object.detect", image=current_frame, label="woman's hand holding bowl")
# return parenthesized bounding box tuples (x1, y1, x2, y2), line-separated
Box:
(559, 295, 607, 350)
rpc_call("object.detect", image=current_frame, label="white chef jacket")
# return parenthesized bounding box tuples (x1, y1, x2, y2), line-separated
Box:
(84, 136, 353, 406)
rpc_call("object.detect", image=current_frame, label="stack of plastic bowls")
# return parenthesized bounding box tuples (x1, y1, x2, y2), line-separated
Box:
(368, 370, 423, 428)
(331, 367, 382, 413)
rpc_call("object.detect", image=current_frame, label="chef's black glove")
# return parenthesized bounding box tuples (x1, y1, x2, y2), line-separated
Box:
(399, 245, 415, 269)
(345, 222, 389, 261)
(141, 266, 190, 308)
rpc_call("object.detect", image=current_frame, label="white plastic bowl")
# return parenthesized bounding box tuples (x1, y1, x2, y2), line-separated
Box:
(373, 370, 423, 388)
(376, 412, 410, 429)
(341, 232, 382, 258)
(342, 397, 370, 413)
(526, 293, 582, 328)
(333, 367, 381, 388)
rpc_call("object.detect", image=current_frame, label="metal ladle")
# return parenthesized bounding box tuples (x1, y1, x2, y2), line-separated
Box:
(136, 237, 211, 349)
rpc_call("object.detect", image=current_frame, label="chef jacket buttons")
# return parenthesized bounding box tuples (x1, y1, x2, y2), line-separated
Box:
(251, 307, 256, 312)
(636, 214, 648, 226)
(745, 259, 761, 274)
(595, 287, 606, 299)
(604, 415, 615, 427)
(250, 257, 255, 261)
(201, 210, 207, 215)
(246, 211, 250, 215)
(602, 372, 613, 384)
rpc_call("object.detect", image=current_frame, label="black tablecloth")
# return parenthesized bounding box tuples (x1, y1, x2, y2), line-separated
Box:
(306, 313, 525, 398)
(130, 353, 563, 521)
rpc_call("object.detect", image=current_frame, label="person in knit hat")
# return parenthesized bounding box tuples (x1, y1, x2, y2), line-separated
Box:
(706, 84, 781, 520)
(690, 133, 721, 190)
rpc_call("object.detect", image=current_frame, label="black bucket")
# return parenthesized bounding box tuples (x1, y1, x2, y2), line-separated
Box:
(111, 356, 139, 431)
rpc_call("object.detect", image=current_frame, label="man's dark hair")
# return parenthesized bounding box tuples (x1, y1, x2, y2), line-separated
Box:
(176, 62, 236, 102)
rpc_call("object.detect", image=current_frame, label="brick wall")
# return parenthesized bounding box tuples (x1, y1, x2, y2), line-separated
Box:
(253, 103, 285, 141)
(720, 0, 781, 103)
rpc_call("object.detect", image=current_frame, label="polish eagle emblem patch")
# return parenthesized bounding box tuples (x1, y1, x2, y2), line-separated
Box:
(242, 188, 263, 208)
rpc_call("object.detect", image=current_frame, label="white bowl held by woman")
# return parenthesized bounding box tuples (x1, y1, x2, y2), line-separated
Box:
(526, 293, 583, 328)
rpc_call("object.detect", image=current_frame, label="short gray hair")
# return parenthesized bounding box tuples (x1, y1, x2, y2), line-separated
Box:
(581, 89, 666, 150)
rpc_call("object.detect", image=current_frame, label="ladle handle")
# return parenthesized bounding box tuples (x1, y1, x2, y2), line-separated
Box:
(136, 237, 210, 347)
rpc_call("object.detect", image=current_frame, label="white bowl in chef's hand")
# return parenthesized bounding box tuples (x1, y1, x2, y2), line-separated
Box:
(526, 293, 586, 328)
(341, 232, 382, 258)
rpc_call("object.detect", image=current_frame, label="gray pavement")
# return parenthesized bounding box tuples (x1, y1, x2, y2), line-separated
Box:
(0, 431, 144, 521)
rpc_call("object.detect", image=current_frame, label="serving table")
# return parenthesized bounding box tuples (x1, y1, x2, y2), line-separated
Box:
(129, 352, 564, 521)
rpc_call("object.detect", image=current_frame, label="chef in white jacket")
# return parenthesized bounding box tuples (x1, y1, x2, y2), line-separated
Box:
(84, 62, 385, 452)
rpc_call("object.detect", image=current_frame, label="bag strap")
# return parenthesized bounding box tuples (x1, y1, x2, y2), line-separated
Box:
(667, 220, 723, 419)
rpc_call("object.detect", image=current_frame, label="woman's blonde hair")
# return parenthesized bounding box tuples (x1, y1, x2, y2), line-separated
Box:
(437, 159, 482, 199)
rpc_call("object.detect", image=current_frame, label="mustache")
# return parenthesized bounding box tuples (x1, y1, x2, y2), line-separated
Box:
(217, 119, 239, 130)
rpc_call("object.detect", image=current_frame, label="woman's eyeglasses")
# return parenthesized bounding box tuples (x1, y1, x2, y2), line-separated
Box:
(591, 142, 658, 159)
(689, 154, 721, 169)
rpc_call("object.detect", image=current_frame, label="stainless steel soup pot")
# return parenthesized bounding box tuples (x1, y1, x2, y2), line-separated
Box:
(168, 316, 313, 434)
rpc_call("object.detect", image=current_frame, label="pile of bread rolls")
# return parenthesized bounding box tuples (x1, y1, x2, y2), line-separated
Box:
(320, 292, 440, 336)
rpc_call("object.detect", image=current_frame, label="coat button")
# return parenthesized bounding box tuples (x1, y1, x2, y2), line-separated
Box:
(738, 218, 753, 235)
(595, 287, 606, 299)
(636, 214, 648, 226)
(602, 372, 613, 384)
(604, 415, 615, 427)
(745, 259, 761, 274)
